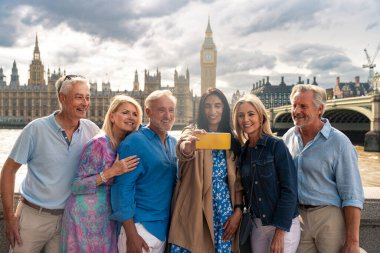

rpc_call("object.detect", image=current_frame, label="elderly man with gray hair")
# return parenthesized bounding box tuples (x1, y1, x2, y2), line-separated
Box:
(111, 90, 178, 253)
(283, 84, 364, 253)
(1, 75, 99, 253)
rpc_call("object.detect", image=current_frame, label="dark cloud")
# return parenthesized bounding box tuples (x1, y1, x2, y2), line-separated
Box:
(307, 54, 351, 71)
(280, 43, 343, 65)
(0, 0, 197, 45)
(238, 0, 329, 35)
(366, 21, 379, 31)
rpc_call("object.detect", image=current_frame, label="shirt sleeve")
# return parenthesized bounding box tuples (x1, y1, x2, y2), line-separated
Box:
(272, 139, 298, 232)
(9, 124, 35, 165)
(335, 139, 364, 209)
(110, 139, 143, 222)
(70, 138, 106, 195)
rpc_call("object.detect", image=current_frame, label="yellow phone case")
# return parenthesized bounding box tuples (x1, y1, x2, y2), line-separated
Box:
(195, 133, 231, 150)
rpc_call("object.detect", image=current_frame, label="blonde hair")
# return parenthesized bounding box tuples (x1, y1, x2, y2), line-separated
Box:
(144, 90, 177, 109)
(102, 95, 143, 150)
(290, 84, 327, 118)
(232, 94, 273, 145)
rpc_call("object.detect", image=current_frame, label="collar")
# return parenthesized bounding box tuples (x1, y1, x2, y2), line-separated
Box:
(48, 110, 82, 133)
(141, 125, 168, 141)
(294, 118, 331, 140)
(240, 134, 269, 159)
(319, 118, 331, 139)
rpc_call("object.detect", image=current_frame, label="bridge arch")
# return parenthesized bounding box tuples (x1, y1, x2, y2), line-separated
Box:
(271, 108, 371, 132)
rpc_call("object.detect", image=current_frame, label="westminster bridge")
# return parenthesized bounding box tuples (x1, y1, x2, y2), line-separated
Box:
(268, 94, 380, 152)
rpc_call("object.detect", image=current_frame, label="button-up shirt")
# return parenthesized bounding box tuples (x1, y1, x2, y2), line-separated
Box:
(283, 118, 364, 209)
(110, 126, 177, 241)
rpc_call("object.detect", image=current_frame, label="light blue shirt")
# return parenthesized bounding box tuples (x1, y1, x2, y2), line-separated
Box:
(283, 118, 364, 209)
(9, 111, 99, 209)
(110, 126, 177, 241)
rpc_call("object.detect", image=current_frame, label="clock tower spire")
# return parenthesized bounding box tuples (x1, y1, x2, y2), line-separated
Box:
(28, 33, 46, 85)
(200, 17, 217, 95)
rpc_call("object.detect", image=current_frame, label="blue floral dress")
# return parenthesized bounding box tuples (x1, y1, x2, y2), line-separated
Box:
(171, 150, 233, 253)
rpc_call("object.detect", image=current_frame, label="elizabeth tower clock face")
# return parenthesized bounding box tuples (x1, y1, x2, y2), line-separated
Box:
(204, 52, 213, 62)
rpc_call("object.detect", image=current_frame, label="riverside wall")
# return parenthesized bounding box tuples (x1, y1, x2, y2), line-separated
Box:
(1, 188, 380, 253)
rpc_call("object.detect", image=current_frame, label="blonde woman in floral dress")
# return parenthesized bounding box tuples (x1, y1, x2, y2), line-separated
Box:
(60, 95, 142, 253)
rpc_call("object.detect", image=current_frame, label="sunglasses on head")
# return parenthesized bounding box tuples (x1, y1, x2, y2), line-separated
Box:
(63, 74, 85, 81)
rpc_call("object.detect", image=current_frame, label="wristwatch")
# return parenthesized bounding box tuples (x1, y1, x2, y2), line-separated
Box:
(234, 204, 244, 211)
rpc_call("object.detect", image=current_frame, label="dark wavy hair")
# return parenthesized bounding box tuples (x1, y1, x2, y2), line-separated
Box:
(196, 87, 240, 157)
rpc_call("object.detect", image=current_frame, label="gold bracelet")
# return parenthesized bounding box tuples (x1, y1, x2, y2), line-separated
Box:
(99, 171, 107, 183)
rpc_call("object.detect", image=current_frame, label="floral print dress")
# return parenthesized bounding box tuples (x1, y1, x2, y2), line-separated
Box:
(60, 134, 118, 253)
(171, 150, 233, 253)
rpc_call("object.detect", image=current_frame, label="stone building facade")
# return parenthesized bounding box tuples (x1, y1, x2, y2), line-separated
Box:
(0, 33, 204, 128)
(231, 76, 319, 108)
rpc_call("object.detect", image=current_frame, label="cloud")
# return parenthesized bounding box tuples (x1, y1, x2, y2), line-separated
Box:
(0, 0, 378, 99)
(237, 0, 329, 35)
(218, 49, 276, 74)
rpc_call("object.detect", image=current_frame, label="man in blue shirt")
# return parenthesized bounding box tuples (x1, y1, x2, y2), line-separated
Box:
(283, 84, 364, 253)
(0, 75, 99, 253)
(111, 90, 177, 253)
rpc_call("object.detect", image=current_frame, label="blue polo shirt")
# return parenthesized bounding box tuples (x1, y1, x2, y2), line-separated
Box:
(9, 111, 99, 209)
(110, 126, 177, 241)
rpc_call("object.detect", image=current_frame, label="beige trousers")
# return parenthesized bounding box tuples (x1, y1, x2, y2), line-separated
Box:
(296, 205, 345, 253)
(9, 201, 62, 253)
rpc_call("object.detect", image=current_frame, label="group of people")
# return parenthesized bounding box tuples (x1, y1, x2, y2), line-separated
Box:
(0, 73, 364, 253)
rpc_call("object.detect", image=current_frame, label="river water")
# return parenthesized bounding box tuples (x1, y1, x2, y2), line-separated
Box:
(0, 129, 379, 191)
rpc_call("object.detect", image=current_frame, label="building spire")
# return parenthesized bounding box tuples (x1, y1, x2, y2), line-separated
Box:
(206, 16, 212, 34)
(202, 17, 216, 49)
(34, 33, 40, 55)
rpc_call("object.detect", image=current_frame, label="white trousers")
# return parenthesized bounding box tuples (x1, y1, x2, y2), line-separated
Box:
(118, 223, 166, 253)
(250, 216, 301, 253)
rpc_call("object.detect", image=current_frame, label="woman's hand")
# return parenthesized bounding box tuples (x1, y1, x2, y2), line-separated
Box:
(222, 208, 242, 242)
(180, 129, 206, 156)
(105, 154, 140, 180)
(270, 228, 285, 253)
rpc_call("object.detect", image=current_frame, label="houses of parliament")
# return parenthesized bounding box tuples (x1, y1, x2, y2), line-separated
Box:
(0, 20, 218, 128)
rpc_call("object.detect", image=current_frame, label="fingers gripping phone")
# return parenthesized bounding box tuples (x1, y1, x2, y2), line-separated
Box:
(195, 133, 231, 150)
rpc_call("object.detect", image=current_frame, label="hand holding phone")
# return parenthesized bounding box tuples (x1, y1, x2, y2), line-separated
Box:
(195, 133, 231, 150)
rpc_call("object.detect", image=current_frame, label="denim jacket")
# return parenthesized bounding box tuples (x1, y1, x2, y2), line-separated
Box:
(238, 135, 298, 232)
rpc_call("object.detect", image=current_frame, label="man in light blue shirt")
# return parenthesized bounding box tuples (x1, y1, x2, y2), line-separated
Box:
(111, 90, 177, 253)
(283, 84, 364, 253)
(0, 75, 99, 253)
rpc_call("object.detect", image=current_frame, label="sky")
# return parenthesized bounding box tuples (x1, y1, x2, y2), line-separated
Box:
(0, 0, 379, 100)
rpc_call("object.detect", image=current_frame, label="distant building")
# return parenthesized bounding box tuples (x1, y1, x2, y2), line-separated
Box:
(0, 30, 207, 127)
(231, 76, 317, 109)
(333, 76, 372, 99)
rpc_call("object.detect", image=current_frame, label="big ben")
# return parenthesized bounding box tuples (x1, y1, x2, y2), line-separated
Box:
(200, 18, 217, 95)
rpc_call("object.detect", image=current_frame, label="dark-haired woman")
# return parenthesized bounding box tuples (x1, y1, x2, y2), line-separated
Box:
(168, 88, 243, 253)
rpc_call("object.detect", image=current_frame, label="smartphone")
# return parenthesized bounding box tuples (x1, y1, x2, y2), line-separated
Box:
(195, 133, 231, 150)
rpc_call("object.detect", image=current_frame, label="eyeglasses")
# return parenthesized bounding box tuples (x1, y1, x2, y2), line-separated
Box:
(63, 74, 85, 81)
(57, 75, 87, 94)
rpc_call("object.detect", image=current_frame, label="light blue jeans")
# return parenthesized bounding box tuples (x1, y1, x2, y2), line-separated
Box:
(250, 216, 301, 253)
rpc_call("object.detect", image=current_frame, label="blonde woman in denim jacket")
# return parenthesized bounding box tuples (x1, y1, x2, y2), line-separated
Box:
(233, 94, 300, 253)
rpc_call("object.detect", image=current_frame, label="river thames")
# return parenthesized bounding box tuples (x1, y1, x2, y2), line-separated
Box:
(0, 128, 379, 190)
